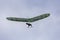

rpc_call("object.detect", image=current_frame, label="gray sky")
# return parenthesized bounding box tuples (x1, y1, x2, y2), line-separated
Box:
(0, 0, 60, 40)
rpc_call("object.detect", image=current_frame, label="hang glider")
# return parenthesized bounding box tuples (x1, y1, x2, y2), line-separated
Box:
(6, 13, 50, 28)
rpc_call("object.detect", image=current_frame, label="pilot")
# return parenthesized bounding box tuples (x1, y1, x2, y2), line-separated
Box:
(26, 23, 32, 28)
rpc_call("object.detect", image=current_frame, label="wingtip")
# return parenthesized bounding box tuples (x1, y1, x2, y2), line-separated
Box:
(47, 13, 50, 16)
(6, 17, 8, 20)
(6, 17, 12, 20)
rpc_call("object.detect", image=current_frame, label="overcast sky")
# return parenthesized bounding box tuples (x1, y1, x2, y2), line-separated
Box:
(0, 0, 60, 40)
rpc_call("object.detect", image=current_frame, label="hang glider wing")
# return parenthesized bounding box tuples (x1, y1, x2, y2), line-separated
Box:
(6, 13, 50, 22)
